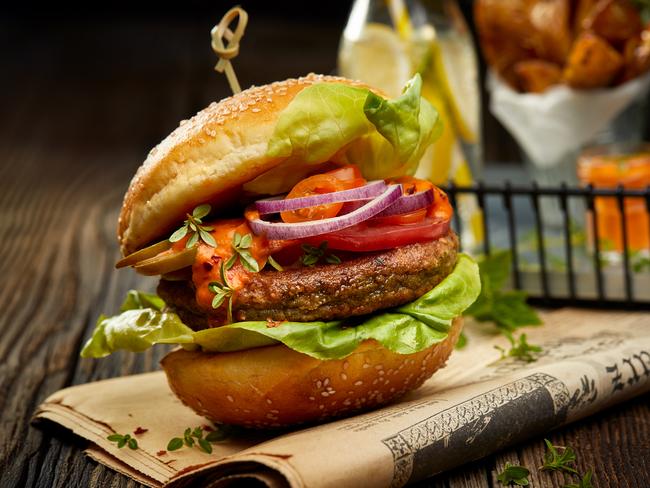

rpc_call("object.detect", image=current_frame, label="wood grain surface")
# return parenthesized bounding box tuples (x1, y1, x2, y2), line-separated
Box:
(1, 18, 649, 488)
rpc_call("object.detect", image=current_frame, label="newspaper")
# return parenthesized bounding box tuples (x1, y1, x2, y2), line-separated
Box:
(33, 308, 650, 487)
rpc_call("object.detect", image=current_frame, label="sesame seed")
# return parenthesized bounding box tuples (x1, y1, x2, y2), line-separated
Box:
(363, 364, 371, 369)
(343, 361, 349, 370)
(226, 395, 234, 403)
(316, 380, 322, 388)
(375, 365, 383, 370)
(321, 391, 329, 397)
(340, 373, 348, 381)
(319, 405, 325, 410)
(243, 409, 251, 413)
(354, 380, 363, 386)
(252, 108, 261, 113)
(266, 399, 273, 405)
(266, 97, 273, 103)
(309, 396, 315, 401)
(271, 409, 279, 414)
(323, 378, 330, 386)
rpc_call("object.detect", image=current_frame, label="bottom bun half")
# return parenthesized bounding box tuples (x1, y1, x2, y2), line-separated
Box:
(161, 317, 463, 428)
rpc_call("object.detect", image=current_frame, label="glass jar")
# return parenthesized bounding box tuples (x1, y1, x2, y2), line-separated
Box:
(338, 0, 483, 250)
(578, 142, 650, 254)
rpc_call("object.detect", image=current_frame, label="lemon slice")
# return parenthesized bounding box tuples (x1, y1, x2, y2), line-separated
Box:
(434, 35, 480, 143)
(338, 23, 412, 98)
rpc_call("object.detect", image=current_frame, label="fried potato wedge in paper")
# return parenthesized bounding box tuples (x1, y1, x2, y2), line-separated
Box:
(583, 0, 643, 44)
(514, 60, 563, 93)
(574, 0, 599, 34)
(474, 0, 534, 86)
(527, 0, 572, 64)
(622, 28, 650, 81)
(564, 32, 624, 88)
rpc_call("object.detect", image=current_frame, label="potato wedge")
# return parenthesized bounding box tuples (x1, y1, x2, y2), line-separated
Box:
(622, 27, 650, 81)
(563, 32, 624, 88)
(583, 0, 643, 45)
(514, 60, 563, 93)
(475, 0, 534, 85)
(574, 0, 600, 34)
(527, 0, 572, 64)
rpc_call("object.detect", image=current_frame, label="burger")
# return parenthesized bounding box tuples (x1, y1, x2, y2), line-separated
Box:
(81, 73, 480, 428)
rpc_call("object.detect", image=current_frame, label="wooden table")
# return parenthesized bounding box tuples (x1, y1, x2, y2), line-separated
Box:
(1, 18, 649, 488)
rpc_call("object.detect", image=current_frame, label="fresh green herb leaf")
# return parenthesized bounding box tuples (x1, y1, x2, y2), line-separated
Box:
(169, 225, 188, 243)
(496, 462, 530, 486)
(564, 469, 594, 488)
(186, 231, 199, 248)
(192, 204, 211, 219)
(495, 333, 542, 363)
(228, 233, 261, 273)
(325, 254, 342, 264)
(198, 438, 213, 454)
(541, 439, 579, 475)
(167, 437, 184, 451)
(167, 425, 234, 454)
(301, 242, 340, 267)
(209, 263, 235, 322)
(169, 204, 216, 248)
(267, 255, 284, 271)
(205, 430, 228, 442)
(108, 433, 137, 449)
(199, 229, 217, 247)
(464, 251, 542, 336)
(239, 250, 260, 272)
(224, 254, 237, 270)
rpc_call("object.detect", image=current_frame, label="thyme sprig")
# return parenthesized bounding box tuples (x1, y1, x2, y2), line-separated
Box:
(225, 232, 259, 272)
(167, 426, 227, 454)
(209, 262, 234, 322)
(540, 439, 579, 475)
(301, 242, 341, 267)
(495, 333, 542, 363)
(496, 463, 530, 486)
(169, 204, 217, 248)
(107, 433, 138, 450)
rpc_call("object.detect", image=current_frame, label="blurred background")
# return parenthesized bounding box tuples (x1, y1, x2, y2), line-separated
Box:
(0, 0, 523, 167)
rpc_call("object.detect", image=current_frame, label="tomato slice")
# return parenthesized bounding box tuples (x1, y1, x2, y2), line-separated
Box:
(281, 174, 348, 223)
(369, 208, 427, 226)
(304, 218, 451, 252)
(326, 164, 364, 184)
(390, 176, 434, 194)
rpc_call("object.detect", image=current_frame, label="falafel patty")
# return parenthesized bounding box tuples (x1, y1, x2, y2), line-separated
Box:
(158, 231, 458, 329)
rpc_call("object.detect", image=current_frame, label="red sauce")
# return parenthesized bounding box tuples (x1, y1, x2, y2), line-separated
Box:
(191, 219, 271, 313)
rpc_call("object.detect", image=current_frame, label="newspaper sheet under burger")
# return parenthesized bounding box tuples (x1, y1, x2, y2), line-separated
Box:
(34, 308, 650, 487)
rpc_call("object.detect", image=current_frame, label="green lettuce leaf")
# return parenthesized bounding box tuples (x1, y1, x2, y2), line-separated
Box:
(80, 292, 195, 358)
(247, 74, 441, 194)
(81, 255, 479, 360)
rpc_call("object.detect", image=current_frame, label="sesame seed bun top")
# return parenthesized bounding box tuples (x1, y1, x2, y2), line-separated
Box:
(117, 74, 373, 256)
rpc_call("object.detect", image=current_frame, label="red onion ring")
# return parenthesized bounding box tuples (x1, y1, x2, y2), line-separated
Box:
(375, 189, 434, 217)
(248, 185, 402, 240)
(255, 180, 387, 215)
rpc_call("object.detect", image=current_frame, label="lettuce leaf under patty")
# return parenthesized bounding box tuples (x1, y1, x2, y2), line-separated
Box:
(80, 254, 480, 360)
(244, 74, 442, 195)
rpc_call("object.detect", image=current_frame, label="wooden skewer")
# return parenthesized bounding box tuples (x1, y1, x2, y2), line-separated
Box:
(211, 6, 248, 95)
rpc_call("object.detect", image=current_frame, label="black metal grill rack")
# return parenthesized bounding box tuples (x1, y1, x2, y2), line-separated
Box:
(442, 182, 650, 309)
